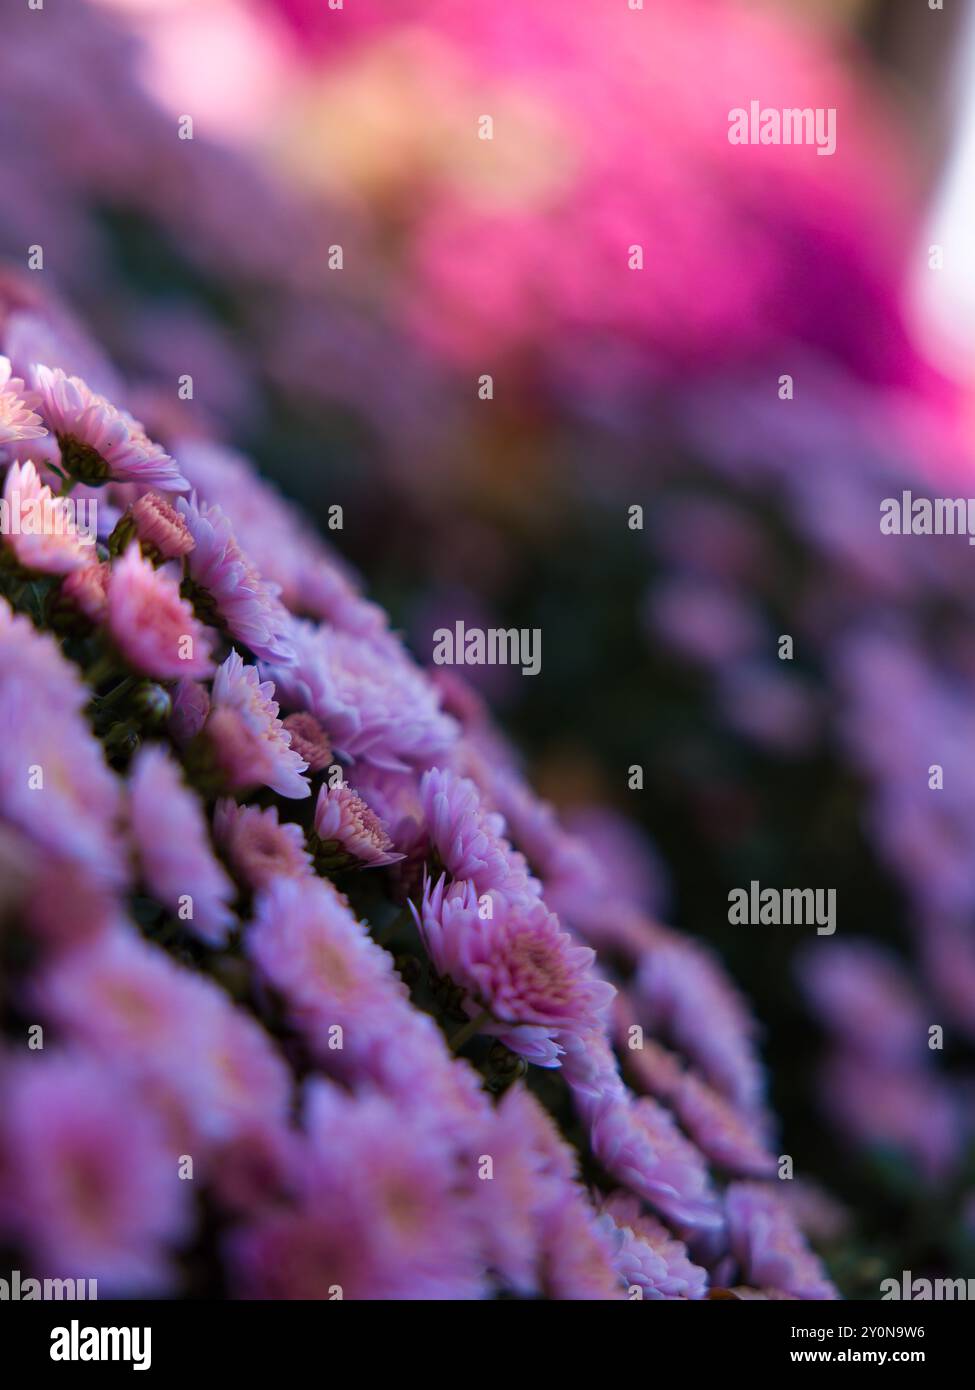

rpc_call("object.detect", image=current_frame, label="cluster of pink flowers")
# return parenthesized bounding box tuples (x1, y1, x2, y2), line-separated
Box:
(0, 298, 835, 1300)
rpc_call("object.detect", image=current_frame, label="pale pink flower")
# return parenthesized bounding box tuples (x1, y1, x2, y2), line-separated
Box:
(413, 875, 615, 1066)
(1, 458, 91, 573)
(30, 926, 289, 1146)
(587, 1092, 724, 1233)
(281, 711, 333, 772)
(1, 1049, 191, 1292)
(60, 560, 109, 621)
(538, 1185, 625, 1300)
(313, 781, 404, 867)
(264, 619, 457, 772)
(107, 545, 216, 680)
(725, 1182, 838, 1300)
(0, 606, 126, 881)
(0, 354, 46, 446)
(177, 494, 294, 663)
(206, 650, 310, 798)
(601, 1192, 709, 1299)
(248, 876, 409, 1063)
(168, 678, 210, 743)
(467, 1084, 580, 1295)
(31, 364, 187, 489)
(214, 799, 313, 890)
(420, 766, 540, 897)
(129, 744, 236, 946)
(129, 491, 194, 560)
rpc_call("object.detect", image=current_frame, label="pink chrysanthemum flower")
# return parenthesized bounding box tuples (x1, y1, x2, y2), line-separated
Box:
(214, 798, 313, 891)
(177, 494, 295, 663)
(168, 678, 210, 743)
(1, 1050, 190, 1292)
(227, 1080, 487, 1301)
(1, 458, 91, 573)
(129, 744, 236, 945)
(466, 1083, 582, 1295)
(560, 1031, 724, 1232)
(206, 650, 310, 798)
(588, 1091, 724, 1233)
(612, 1000, 777, 1179)
(0, 608, 126, 881)
(300, 1081, 484, 1298)
(264, 619, 457, 772)
(248, 877, 408, 1062)
(352, 766, 428, 857)
(725, 1182, 838, 1300)
(30, 927, 290, 1147)
(420, 766, 540, 896)
(537, 1185, 625, 1300)
(313, 781, 404, 868)
(174, 436, 388, 637)
(61, 560, 110, 622)
(228, 1200, 381, 1301)
(128, 491, 195, 560)
(0, 594, 92, 712)
(107, 544, 216, 680)
(635, 929, 765, 1114)
(0, 354, 46, 446)
(413, 875, 615, 1066)
(281, 711, 333, 772)
(628, 1041, 777, 1180)
(601, 1192, 709, 1300)
(191, 987, 293, 1144)
(30, 364, 187, 489)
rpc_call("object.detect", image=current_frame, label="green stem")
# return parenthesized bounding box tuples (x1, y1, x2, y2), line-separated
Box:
(449, 1007, 492, 1054)
(95, 675, 136, 710)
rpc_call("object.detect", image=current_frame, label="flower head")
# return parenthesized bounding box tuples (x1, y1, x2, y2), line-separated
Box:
(31, 364, 187, 489)
(129, 744, 236, 945)
(799, 939, 926, 1065)
(168, 678, 210, 743)
(281, 711, 333, 772)
(725, 1182, 838, 1300)
(635, 930, 765, 1114)
(61, 560, 110, 622)
(229, 1081, 483, 1300)
(601, 1192, 709, 1299)
(0, 603, 125, 880)
(128, 492, 195, 561)
(1, 1050, 190, 1292)
(264, 620, 457, 772)
(420, 766, 539, 896)
(313, 780, 403, 867)
(413, 875, 615, 1066)
(108, 545, 216, 680)
(178, 494, 294, 663)
(206, 650, 310, 798)
(248, 877, 407, 1063)
(1, 458, 91, 573)
(214, 799, 313, 891)
(587, 1090, 724, 1233)
(0, 355, 46, 446)
(29, 926, 290, 1147)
